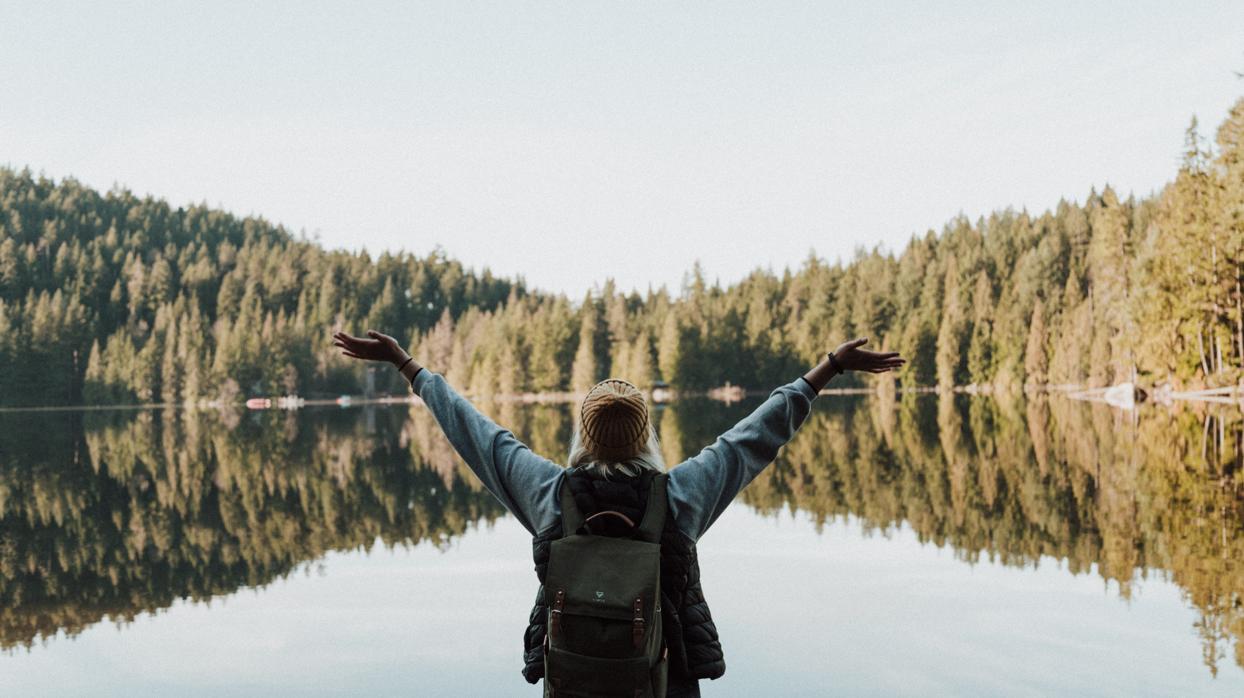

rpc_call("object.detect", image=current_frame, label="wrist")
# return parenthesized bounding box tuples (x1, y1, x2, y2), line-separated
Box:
(397, 357, 421, 381)
(827, 351, 845, 375)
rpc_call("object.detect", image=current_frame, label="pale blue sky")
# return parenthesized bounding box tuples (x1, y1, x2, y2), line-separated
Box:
(2, 1, 1242, 297)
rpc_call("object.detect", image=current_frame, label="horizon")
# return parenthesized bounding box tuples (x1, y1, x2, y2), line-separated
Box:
(2, 2, 1243, 298)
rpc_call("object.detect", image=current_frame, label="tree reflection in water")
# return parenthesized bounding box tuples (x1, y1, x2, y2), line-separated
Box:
(1, 394, 1240, 674)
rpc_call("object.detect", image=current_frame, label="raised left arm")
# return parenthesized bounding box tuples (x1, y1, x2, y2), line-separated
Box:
(333, 330, 564, 535)
(667, 337, 904, 541)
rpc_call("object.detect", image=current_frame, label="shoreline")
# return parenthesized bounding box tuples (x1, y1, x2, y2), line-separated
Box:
(2, 382, 1241, 413)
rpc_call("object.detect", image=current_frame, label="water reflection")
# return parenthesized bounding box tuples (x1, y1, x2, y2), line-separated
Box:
(1, 393, 1241, 676)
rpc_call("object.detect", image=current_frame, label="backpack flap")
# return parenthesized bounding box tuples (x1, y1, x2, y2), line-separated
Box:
(546, 535, 660, 624)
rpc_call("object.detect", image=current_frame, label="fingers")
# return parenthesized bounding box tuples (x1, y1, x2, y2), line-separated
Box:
(333, 332, 370, 358)
(858, 355, 904, 366)
(834, 337, 905, 374)
(334, 331, 381, 348)
(861, 357, 905, 373)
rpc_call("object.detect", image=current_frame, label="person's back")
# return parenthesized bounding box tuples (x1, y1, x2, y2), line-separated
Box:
(525, 379, 726, 696)
(531, 465, 721, 696)
(332, 329, 904, 696)
(539, 465, 671, 696)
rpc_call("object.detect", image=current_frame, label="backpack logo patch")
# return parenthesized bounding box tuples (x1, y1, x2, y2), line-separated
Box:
(595, 591, 605, 601)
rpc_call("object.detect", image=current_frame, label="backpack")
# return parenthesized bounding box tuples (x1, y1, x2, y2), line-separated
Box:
(543, 472, 669, 698)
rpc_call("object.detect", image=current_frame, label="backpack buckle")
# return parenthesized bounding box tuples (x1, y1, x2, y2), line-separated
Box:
(550, 589, 565, 641)
(632, 597, 644, 649)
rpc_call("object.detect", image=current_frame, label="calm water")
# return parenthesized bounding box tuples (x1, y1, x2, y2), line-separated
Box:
(1, 393, 1242, 696)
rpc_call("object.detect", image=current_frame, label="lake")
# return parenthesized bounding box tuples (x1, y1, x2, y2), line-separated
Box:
(1, 392, 1241, 696)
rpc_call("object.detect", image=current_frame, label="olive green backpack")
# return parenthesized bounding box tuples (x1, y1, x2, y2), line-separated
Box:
(543, 473, 669, 698)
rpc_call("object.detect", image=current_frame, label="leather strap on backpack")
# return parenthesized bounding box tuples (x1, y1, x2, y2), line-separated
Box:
(558, 470, 667, 541)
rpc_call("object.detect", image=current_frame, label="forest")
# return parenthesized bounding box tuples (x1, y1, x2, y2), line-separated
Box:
(0, 98, 1241, 407)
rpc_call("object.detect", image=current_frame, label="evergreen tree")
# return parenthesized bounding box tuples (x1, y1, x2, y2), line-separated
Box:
(571, 305, 600, 393)
(1023, 298, 1049, 387)
(966, 271, 995, 385)
(936, 255, 969, 389)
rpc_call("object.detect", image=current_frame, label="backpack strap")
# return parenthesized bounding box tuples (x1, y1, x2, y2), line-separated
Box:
(559, 469, 668, 541)
(558, 474, 586, 538)
(635, 473, 668, 543)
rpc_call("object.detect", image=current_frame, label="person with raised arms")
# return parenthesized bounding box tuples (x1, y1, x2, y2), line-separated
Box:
(334, 329, 903, 697)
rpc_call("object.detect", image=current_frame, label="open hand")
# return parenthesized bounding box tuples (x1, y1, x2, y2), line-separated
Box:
(832, 338, 905, 374)
(332, 330, 410, 366)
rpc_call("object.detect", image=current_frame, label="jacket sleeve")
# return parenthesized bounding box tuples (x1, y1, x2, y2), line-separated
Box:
(666, 377, 819, 541)
(411, 369, 564, 536)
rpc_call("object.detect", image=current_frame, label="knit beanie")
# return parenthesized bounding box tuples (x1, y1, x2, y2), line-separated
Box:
(579, 378, 650, 462)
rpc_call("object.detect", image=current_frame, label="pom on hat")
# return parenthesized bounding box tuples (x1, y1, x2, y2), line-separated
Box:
(579, 378, 650, 462)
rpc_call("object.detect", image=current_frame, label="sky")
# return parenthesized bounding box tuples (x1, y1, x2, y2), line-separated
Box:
(2, 1, 1243, 299)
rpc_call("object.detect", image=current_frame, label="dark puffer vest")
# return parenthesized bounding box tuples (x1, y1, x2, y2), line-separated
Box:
(521, 468, 727, 685)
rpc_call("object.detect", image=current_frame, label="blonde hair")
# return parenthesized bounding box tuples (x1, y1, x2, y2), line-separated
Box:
(567, 421, 665, 479)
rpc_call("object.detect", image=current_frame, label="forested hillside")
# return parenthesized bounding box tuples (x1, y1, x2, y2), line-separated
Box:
(0, 177, 522, 406)
(1, 98, 1241, 407)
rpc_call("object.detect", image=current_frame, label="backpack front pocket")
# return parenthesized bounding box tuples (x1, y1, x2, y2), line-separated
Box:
(545, 645, 654, 697)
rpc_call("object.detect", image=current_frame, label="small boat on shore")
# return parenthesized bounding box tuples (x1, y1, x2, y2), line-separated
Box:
(650, 381, 672, 404)
(1068, 383, 1147, 409)
(707, 382, 744, 404)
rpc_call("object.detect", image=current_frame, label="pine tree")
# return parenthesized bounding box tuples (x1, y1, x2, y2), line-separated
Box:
(571, 308, 600, 393)
(658, 311, 684, 388)
(936, 255, 969, 389)
(627, 331, 655, 389)
(1024, 298, 1049, 388)
(966, 271, 995, 385)
(83, 338, 107, 403)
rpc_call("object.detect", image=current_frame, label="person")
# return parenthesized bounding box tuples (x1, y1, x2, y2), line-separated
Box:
(333, 329, 904, 696)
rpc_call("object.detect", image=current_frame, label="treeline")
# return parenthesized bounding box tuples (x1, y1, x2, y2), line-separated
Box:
(418, 99, 1244, 396)
(0, 171, 521, 406)
(1, 98, 1241, 406)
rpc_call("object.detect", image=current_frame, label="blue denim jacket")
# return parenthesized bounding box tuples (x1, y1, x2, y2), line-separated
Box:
(410, 370, 819, 543)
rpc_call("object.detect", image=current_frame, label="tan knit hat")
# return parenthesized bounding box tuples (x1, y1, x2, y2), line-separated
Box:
(579, 378, 650, 462)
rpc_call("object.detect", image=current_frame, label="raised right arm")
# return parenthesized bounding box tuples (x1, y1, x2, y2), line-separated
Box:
(409, 369, 565, 537)
(665, 338, 904, 542)
(665, 377, 819, 542)
(333, 329, 564, 536)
